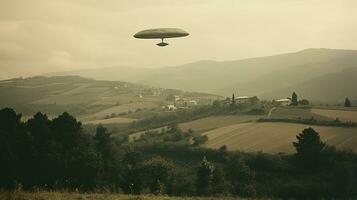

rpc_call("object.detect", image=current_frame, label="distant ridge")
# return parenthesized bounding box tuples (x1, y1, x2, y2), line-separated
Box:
(44, 48, 357, 102)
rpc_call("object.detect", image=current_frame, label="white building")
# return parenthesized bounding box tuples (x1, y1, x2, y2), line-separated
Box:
(235, 96, 250, 103)
(166, 105, 177, 111)
(275, 98, 291, 106)
(174, 95, 181, 101)
(187, 100, 198, 106)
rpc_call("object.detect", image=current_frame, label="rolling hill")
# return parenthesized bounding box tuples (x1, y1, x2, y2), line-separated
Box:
(45, 48, 357, 102)
(0, 76, 217, 121)
(262, 68, 357, 101)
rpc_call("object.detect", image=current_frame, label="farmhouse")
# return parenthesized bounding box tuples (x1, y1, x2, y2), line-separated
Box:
(275, 98, 291, 106)
(235, 96, 259, 104)
(235, 96, 250, 103)
(174, 95, 181, 101)
(187, 100, 198, 106)
(166, 104, 177, 111)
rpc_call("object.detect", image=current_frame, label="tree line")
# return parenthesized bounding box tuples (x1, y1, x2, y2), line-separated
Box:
(1, 107, 357, 199)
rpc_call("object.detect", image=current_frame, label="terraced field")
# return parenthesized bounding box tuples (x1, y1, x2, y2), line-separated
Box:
(203, 122, 357, 153)
(312, 108, 357, 122)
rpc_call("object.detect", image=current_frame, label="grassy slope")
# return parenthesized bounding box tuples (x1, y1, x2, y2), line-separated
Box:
(0, 76, 218, 123)
(179, 115, 261, 133)
(128, 114, 262, 142)
(263, 68, 357, 101)
(0, 191, 276, 200)
(83, 102, 159, 120)
(203, 122, 357, 153)
(312, 108, 357, 122)
(269, 107, 330, 120)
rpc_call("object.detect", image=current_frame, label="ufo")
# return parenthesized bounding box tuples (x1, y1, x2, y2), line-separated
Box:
(134, 28, 189, 47)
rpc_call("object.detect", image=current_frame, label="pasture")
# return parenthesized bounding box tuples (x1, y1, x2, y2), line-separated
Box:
(312, 108, 357, 122)
(179, 115, 261, 133)
(203, 122, 357, 153)
(269, 107, 330, 120)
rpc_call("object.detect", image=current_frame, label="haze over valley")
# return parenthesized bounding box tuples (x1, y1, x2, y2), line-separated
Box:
(46, 48, 357, 102)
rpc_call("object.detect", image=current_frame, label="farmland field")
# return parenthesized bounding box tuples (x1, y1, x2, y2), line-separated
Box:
(203, 122, 357, 153)
(83, 117, 136, 125)
(83, 102, 159, 121)
(128, 115, 261, 142)
(31, 84, 109, 105)
(312, 108, 357, 122)
(269, 107, 330, 120)
(179, 115, 261, 133)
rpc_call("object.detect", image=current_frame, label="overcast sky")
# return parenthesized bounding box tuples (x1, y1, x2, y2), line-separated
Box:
(1, 0, 357, 78)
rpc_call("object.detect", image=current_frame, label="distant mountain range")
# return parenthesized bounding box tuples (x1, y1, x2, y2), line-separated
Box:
(45, 48, 357, 102)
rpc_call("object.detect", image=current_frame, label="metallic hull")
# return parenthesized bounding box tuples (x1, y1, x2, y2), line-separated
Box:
(134, 28, 189, 39)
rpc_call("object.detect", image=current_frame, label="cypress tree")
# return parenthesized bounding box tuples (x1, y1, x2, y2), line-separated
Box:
(291, 92, 298, 106)
(344, 97, 352, 107)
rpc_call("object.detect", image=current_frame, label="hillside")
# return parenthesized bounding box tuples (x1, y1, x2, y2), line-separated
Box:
(0, 76, 217, 120)
(45, 49, 357, 102)
(262, 68, 357, 101)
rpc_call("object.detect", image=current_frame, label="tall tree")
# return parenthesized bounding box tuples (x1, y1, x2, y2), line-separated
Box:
(226, 156, 256, 197)
(0, 108, 27, 188)
(212, 167, 225, 194)
(51, 112, 99, 189)
(143, 156, 172, 194)
(196, 157, 214, 196)
(344, 97, 352, 107)
(121, 147, 143, 194)
(291, 92, 298, 106)
(231, 93, 236, 105)
(94, 125, 122, 190)
(293, 127, 326, 170)
(26, 112, 55, 186)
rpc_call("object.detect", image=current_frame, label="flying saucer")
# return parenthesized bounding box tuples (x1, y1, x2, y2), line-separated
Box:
(134, 28, 189, 47)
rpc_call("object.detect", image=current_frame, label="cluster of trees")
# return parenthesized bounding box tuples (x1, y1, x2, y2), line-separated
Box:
(214, 94, 264, 115)
(291, 92, 354, 108)
(0, 108, 122, 190)
(1, 107, 357, 199)
(291, 92, 310, 106)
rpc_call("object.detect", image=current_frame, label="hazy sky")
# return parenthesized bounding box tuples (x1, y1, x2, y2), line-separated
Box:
(1, 0, 357, 78)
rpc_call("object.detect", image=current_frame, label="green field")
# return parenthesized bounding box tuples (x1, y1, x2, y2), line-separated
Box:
(0, 191, 276, 200)
(203, 122, 357, 153)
